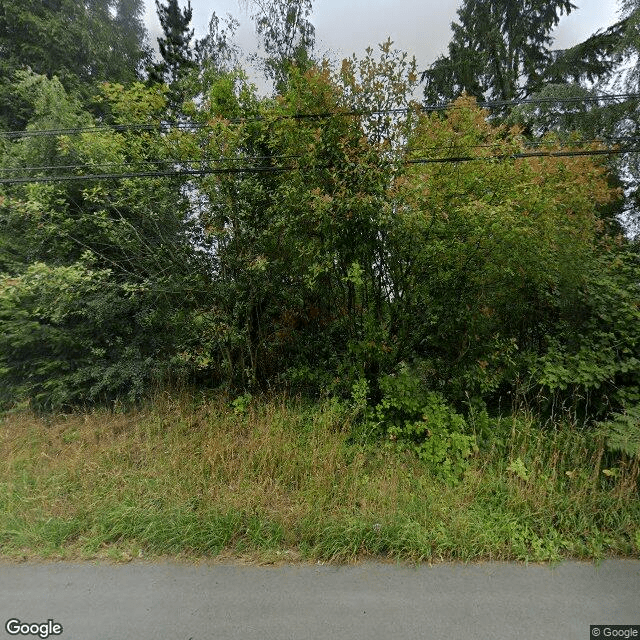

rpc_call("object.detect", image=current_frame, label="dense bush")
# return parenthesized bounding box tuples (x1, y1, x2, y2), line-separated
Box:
(375, 368, 477, 483)
(1, 61, 639, 461)
(0, 260, 181, 409)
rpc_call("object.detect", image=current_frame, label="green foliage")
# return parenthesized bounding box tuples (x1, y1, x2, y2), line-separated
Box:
(148, 0, 197, 113)
(6, 396, 637, 562)
(0, 71, 93, 197)
(0, 38, 636, 440)
(419, 0, 639, 238)
(375, 368, 477, 483)
(597, 405, 640, 458)
(544, 19, 626, 87)
(180, 53, 416, 393)
(537, 248, 640, 416)
(391, 96, 617, 407)
(0, 261, 169, 409)
(422, 0, 575, 103)
(506, 457, 530, 481)
(231, 392, 253, 416)
(508, 83, 615, 139)
(0, 76, 204, 407)
(616, 0, 640, 92)
(0, 0, 149, 128)
(242, 0, 316, 91)
(195, 12, 241, 75)
(2, 3, 640, 565)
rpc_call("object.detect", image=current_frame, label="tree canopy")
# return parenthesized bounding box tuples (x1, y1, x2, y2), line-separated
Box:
(241, 0, 316, 91)
(0, 0, 149, 127)
(422, 0, 575, 103)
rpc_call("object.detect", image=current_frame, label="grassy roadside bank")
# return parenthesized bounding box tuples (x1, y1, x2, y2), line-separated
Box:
(1, 394, 638, 563)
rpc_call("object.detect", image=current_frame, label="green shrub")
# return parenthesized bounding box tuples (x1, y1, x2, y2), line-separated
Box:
(536, 249, 640, 419)
(376, 368, 477, 483)
(0, 260, 179, 409)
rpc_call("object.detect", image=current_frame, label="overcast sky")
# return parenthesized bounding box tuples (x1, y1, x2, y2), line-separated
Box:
(143, 0, 621, 81)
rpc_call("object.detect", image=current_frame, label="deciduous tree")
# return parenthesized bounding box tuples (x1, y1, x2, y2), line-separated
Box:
(241, 0, 316, 91)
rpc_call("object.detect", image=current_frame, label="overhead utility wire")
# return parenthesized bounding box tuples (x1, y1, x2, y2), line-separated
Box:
(406, 147, 640, 165)
(406, 136, 640, 154)
(0, 122, 193, 138)
(474, 93, 639, 109)
(4, 138, 639, 177)
(0, 155, 301, 174)
(0, 165, 294, 185)
(1, 93, 638, 139)
(2, 147, 638, 186)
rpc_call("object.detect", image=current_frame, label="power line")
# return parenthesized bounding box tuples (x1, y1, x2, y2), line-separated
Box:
(406, 147, 640, 165)
(4, 136, 638, 179)
(1, 93, 638, 139)
(0, 122, 193, 138)
(0, 137, 628, 174)
(1, 147, 638, 185)
(475, 93, 639, 110)
(0, 165, 295, 185)
(0, 155, 301, 174)
(407, 136, 640, 154)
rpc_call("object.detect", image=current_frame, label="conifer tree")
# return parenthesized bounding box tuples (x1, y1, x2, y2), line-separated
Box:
(149, 0, 197, 97)
(422, 0, 575, 103)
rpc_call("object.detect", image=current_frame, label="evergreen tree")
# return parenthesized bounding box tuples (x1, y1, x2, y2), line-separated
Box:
(542, 1, 640, 235)
(108, 0, 152, 80)
(544, 19, 627, 86)
(148, 0, 197, 111)
(422, 0, 575, 103)
(506, 2, 640, 235)
(605, 1, 640, 236)
(616, 0, 640, 91)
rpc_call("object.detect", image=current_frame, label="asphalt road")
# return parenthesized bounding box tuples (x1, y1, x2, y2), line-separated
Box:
(1, 559, 639, 640)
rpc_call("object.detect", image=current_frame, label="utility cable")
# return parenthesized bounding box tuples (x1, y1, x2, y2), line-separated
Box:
(0, 155, 301, 174)
(406, 136, 640, 154)
(0, 165, 295, 185)
(2, 147, 639, 185)
(1, 93, 638, 138)
(406, 147, 640, 165)
(3, 136, 637, 179)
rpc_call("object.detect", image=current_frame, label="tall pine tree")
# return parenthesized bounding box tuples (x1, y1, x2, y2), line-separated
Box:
(148, 0, 197, 112)
(422, 0, 575, 103)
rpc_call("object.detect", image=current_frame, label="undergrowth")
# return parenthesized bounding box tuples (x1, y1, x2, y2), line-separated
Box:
(0, 392, 638, 563)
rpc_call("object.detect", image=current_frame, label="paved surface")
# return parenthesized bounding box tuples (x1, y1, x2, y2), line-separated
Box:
(0, 559, 639, 640)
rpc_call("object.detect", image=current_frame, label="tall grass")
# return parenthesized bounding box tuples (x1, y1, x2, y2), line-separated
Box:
(1, 393, 638, 562)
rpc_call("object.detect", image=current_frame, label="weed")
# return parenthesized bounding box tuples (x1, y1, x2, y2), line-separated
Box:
(0, 394, 638, 562)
